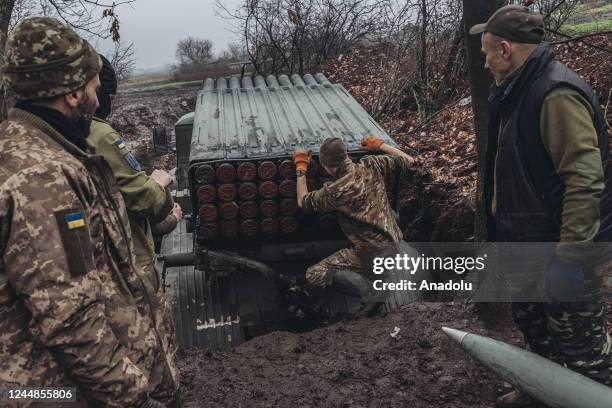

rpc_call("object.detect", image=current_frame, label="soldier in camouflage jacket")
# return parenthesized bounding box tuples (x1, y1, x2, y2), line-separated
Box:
(293, 136, 415, 315)
(0, 17, 177, 407)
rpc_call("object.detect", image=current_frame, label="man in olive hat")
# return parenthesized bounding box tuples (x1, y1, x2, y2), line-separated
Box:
(292, 136, 415, 317)
(0, 17, 178, 407)
(470, 4, 612, 405)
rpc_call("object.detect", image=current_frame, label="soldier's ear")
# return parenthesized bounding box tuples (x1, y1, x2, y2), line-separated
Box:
(500, 41, 513, 59)
(64, 88, 85, 109)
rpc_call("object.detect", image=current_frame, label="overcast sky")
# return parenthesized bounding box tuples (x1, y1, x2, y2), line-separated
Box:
(96, 0, 242, 71)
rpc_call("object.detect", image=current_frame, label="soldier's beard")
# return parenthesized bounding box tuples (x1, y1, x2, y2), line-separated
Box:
(71, 93, 98, 137)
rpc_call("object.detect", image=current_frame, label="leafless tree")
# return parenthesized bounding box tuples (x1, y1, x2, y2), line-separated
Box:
(8, 0, 35, 31)
(217, 0, 386, 75)
(363, 0, 417, 119)
(107, 40, 135, 81)
(219, 41, 248, 62)
(5, 0, 133, 41)
(0, 0, 133, 119)
(175, 37, 214, 70)
(365, 0, 465, 119)
(425, 0, 465, 113)
(0, 0, 17, 50)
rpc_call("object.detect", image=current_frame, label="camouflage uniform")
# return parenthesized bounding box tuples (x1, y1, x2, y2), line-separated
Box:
(302, 155, 409, 287)
(0, 109, 179, 406)
(512, 290, 612, 385)
(88, 117, 179, 384)
(0, 17, 177, 406)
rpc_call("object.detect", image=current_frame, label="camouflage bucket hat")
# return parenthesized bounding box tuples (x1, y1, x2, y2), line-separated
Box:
(2, 17, 101, 101)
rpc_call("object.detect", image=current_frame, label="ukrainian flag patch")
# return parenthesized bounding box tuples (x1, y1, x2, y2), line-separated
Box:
(65, 212, 85, 229)
(113, 138, 126, 150)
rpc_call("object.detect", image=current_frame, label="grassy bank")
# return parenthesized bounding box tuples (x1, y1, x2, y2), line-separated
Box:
(562, 19, 612, 35)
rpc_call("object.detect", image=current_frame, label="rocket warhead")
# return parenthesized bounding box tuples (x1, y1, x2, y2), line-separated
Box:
(442, 327, 468, 346)
(442, 327, 612, 408)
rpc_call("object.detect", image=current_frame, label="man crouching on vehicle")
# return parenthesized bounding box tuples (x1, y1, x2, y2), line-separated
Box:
(293, 136, 415, 317)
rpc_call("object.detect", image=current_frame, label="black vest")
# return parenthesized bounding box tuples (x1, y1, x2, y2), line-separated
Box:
(486, 43, 612, 242)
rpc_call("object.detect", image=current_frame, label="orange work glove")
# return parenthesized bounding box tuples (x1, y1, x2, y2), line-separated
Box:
(361, 135, 384, 151)
(292, 151, 311, 172)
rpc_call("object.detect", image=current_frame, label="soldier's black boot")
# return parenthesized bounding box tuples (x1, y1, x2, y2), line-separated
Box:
(330, 269, 388, 318)
(353, 301, 386, 319)
(275, 273, 326, 320)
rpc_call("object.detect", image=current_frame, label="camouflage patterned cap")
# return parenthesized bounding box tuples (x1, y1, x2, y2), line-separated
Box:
(2, 17, 101, 101)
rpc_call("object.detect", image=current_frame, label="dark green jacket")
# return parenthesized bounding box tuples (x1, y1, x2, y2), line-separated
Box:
(87, 118, 173, 273)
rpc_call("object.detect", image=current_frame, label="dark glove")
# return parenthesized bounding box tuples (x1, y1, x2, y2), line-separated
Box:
(141, 397, 168, 408)
(543, 257, 584, 301)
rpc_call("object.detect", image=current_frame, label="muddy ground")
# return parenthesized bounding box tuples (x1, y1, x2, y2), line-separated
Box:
(110, 83, 199, 174)
(178, 303, 521, 408)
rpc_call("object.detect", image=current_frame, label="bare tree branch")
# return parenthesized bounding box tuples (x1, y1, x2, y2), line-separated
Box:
(8, 0, 134, 41)
(547, 27, 612, 55)
(217, 0, 387, 75)
(107, 40, 135, 81)
(550, 30, 612, 46)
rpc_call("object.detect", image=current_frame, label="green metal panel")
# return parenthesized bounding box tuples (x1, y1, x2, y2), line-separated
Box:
(189, 73, 394, 164)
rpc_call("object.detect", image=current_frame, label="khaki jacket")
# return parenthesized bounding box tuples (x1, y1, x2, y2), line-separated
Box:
(88, 118, 173, 271)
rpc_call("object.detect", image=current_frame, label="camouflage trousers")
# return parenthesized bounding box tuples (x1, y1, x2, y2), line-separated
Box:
(512, 265, 612, 385)
(305, 248, 361, 288)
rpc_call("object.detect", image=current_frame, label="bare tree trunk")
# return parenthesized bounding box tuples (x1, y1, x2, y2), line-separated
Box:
(0, 0, 16, 121)
(463, 0, 506, 326)
(418, 0, 428, 118)
(0, 0, 14, 41)
(462, 0, 504, 242)
(431, 22, 465, 112)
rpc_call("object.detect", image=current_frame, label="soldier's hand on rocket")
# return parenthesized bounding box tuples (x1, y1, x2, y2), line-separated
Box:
(361, 135, 385, 152)
(292, 151, 311, 172)
(151, 169, 175, 188)
(543, 257, 584, 301)
(172, 202, 183, 221)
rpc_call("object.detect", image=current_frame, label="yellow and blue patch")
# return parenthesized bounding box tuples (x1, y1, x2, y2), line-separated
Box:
(113, 138, 126, 150)
(64, 212, 85, 229)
